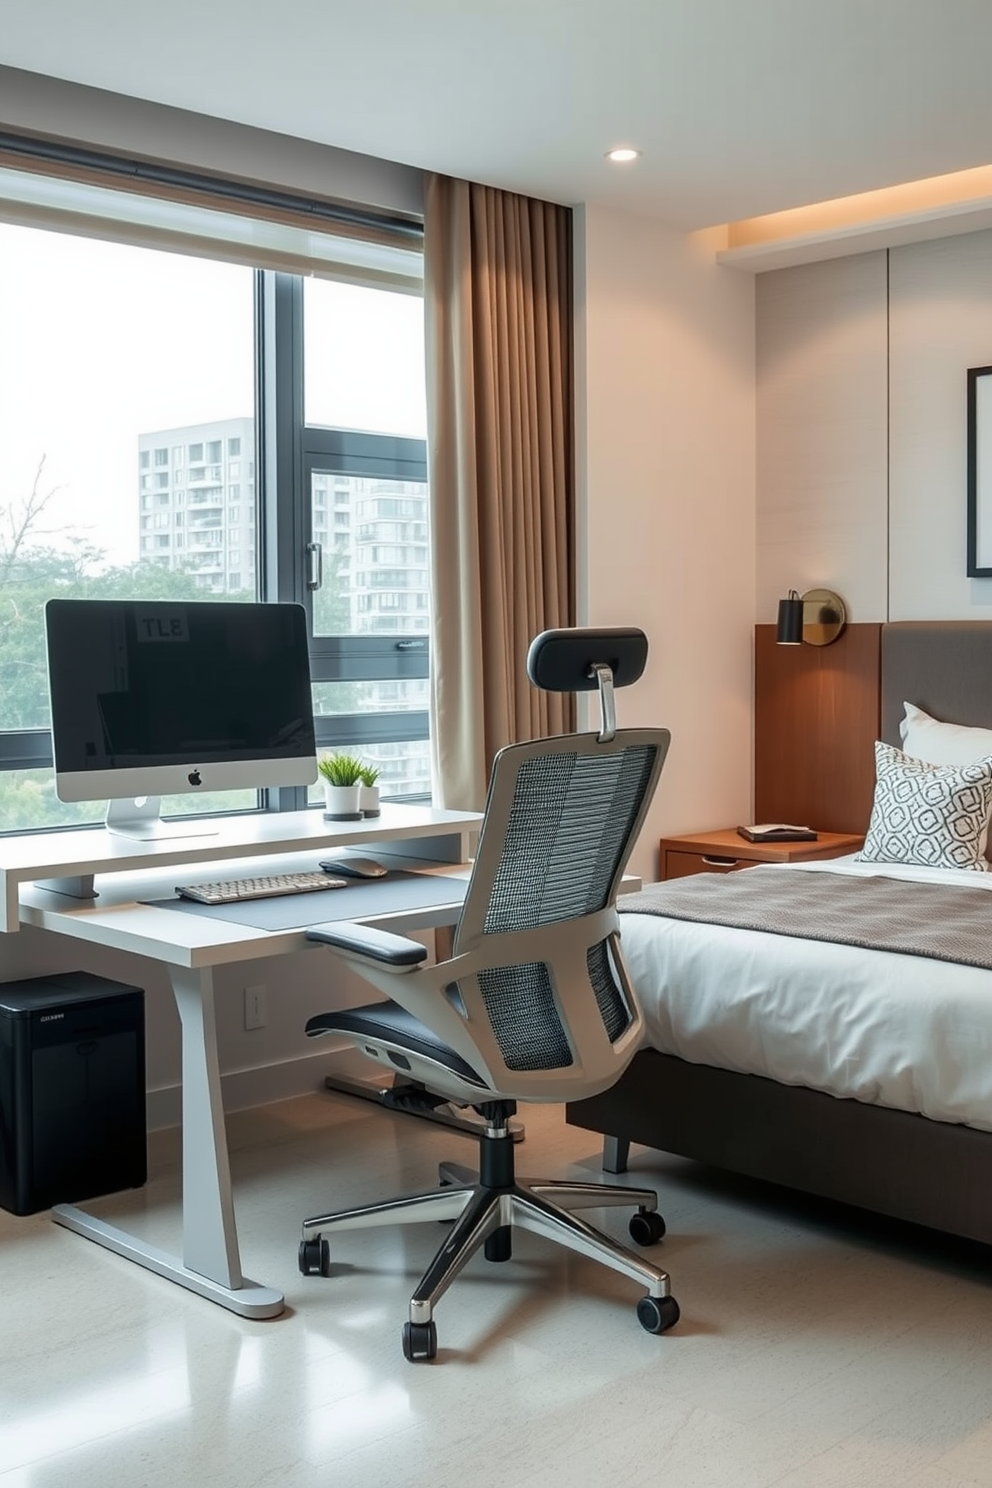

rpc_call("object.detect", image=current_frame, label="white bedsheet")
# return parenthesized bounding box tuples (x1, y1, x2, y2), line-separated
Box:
(619, 855, 992, 1132)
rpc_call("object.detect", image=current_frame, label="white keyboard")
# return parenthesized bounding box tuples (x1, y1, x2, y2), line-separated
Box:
(175, 871, 348, 905)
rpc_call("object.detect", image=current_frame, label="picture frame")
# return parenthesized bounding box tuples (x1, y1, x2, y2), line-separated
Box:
(967, 365, 992, 576)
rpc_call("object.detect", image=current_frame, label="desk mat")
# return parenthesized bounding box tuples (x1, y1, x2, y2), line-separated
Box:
(143, 871, 469, 931)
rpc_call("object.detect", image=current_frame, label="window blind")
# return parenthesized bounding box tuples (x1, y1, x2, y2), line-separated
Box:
(0, 131, 423, 291)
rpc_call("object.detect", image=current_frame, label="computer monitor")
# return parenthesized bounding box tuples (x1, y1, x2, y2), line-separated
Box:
(45, 599, 317, 839)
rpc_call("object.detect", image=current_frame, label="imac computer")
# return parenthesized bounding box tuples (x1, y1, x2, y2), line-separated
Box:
(45, 599, 318, 839)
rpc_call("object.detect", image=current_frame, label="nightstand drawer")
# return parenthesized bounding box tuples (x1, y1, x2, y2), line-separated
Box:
(664, 850, 750, 880)
(659, 829, 864, 881)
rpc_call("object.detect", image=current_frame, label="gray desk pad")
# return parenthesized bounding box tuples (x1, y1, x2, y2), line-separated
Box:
(144, 870, 469, 931)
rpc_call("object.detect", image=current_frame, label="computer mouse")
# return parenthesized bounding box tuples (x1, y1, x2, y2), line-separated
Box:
(319, 856, 389, 879)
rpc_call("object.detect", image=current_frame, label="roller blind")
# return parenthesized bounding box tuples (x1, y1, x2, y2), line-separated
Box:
(0, 131, 423, 291)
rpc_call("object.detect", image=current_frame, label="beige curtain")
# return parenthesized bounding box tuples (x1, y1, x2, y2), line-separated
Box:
(424, 174, 575, 811)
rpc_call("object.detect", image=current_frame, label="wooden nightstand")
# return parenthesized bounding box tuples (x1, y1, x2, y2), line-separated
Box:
(659, 828, 864, 881)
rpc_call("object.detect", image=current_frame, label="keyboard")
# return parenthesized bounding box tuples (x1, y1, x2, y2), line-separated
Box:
(175, 871, 349, 905)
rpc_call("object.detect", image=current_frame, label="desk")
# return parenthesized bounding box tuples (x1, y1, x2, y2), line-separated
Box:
(2, 805, 482, 1319)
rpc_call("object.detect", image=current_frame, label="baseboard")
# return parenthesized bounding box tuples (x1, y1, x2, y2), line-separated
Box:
(145, 1044, 349, 1130)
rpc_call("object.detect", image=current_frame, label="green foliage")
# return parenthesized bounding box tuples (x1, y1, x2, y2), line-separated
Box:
(318, 752, 365, 786)
(0, 544, 210, 731)
(358, 762, 380, 787)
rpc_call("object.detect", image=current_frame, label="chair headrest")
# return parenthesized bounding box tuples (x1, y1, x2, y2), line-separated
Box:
(526, 627, 648, 693)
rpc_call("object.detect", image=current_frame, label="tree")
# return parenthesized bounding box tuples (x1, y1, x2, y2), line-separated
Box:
(0, 457, 212, 730)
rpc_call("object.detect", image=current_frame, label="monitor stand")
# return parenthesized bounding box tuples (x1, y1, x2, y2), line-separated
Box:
(105, 796, 219, 841)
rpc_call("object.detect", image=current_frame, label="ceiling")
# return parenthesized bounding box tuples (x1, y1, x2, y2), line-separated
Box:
(4, 0, 992, 230)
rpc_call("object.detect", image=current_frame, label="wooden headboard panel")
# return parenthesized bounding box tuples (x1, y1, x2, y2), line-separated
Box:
(756, 620, 992, 835)
(754, 623, 880, 835)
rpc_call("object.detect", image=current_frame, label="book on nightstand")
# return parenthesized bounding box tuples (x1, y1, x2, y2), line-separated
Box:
(736, 824, 818, 843)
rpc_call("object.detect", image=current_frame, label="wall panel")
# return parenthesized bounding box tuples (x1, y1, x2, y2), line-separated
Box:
(756, 253, 889, 625)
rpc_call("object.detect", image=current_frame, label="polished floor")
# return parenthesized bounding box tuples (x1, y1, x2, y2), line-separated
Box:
(3, 1087, 992, 1488)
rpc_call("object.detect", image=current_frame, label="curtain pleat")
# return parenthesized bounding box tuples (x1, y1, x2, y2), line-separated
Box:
(424, 175, 574, 811)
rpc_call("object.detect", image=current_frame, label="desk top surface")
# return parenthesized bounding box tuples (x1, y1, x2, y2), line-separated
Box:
(0, 803, 482, 936)
(16, 849, 473, 970)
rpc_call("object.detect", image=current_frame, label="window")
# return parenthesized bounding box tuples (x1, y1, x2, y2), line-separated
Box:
(0, 175, 427, 831)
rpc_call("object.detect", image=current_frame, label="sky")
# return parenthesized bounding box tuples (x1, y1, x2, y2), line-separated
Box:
(0, 222, 427, 569)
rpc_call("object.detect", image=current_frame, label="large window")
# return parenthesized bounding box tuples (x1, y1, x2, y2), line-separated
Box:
(0, 191, 428, 833)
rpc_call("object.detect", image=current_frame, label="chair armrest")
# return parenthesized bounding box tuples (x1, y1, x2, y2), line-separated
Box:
(305, 920, 429, 967)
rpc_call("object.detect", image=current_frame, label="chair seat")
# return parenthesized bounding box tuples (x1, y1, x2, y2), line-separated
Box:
(306, 1000, 487, 1088)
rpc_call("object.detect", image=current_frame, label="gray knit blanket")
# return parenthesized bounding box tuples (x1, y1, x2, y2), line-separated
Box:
(618, 867, 992, 971)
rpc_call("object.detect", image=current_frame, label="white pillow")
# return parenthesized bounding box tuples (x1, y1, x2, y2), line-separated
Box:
(900, 701, 992, 856)
(857, 740, 992, 872)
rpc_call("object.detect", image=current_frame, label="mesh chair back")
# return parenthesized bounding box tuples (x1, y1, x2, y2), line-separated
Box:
(446, 726, 669, 1096)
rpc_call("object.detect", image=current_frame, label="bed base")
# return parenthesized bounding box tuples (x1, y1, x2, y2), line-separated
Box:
(566, 1050, 992, 1247)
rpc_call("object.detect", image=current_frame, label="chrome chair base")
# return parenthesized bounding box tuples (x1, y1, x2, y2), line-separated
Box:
(299, 1139, 678, 1359)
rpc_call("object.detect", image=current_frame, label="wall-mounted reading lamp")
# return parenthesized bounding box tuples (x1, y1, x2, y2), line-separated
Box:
(776, 588, 847, 646)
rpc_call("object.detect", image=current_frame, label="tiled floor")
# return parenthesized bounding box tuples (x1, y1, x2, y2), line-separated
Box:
(3, 1089, 992, 1487)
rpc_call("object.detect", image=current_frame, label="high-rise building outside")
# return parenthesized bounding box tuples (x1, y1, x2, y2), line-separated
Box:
(137, 419, 431, 796)
(137, 418, 256, 595)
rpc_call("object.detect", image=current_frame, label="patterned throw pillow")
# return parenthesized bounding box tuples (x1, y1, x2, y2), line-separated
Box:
(858, 741, 992, 871)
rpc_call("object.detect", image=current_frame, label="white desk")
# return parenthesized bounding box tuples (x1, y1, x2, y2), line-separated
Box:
(2, 805, 482, 1319)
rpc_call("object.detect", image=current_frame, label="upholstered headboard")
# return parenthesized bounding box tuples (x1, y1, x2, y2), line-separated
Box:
(880, 622, 992, 747)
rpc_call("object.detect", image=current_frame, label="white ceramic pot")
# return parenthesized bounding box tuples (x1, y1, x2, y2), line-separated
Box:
(323, 782, 362, 820)
(360, 783, 381, 817)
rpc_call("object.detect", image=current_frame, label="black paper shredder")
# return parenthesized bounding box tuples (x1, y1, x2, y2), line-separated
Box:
(0, 971, 147, 1215)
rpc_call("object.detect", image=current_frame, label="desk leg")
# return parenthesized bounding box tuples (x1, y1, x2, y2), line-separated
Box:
(53, 966, 284, 1320)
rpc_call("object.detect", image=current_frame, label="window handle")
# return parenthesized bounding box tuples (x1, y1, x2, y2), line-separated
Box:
(306, 541, 323, 591)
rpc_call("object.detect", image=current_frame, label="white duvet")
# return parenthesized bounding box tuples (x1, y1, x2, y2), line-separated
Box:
(618, 856, 992, 1132)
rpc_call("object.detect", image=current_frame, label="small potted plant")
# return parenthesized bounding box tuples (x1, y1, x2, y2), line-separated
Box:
(358, 762, 381, 818)
(318, 752, 364, 820)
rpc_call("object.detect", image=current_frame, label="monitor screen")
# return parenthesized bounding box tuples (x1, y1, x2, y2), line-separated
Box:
(46, 599, 317, 832)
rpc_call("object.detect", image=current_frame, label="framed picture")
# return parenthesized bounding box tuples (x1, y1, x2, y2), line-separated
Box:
(967, 365, 992, 576)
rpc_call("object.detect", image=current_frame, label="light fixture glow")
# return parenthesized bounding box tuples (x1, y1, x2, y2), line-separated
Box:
(606, 148, 640, 163)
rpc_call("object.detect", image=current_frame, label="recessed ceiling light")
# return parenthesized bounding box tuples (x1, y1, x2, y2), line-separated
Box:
(606, 148, 640, 163)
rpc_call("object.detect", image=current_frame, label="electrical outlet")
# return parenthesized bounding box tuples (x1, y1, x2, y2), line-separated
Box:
(244, 984, 267, 1031)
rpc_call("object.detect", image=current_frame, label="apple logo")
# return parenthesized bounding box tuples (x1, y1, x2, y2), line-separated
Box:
(188, 769, 202, 786)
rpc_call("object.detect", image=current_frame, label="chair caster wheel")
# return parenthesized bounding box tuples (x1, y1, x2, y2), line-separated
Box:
(298, 1235, 330, 1277)
(402, 1319, 438, 1362)
(636, 1294, 680, 1334)
(629, 1207, 666, 1245)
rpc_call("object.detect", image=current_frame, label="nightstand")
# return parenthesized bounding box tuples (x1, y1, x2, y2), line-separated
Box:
(659, 827, 864, 881)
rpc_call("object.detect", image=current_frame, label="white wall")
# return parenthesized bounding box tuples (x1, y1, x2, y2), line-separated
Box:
(757, 227, 992, 621)
(575, 204, 756, 882)
(889, 231, 992, 618)
(756, 253, 889, 622)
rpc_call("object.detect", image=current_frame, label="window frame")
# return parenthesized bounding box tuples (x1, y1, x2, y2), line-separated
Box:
(0, 225, 429, 826)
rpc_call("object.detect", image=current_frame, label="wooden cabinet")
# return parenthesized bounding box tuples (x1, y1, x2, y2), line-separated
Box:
(659, 828, 864, 882)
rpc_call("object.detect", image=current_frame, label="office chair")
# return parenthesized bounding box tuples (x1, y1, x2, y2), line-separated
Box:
(298, 626, 678, 1361)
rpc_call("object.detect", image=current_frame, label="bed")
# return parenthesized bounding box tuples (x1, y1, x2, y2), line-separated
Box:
(566, 621, 992, 1246)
